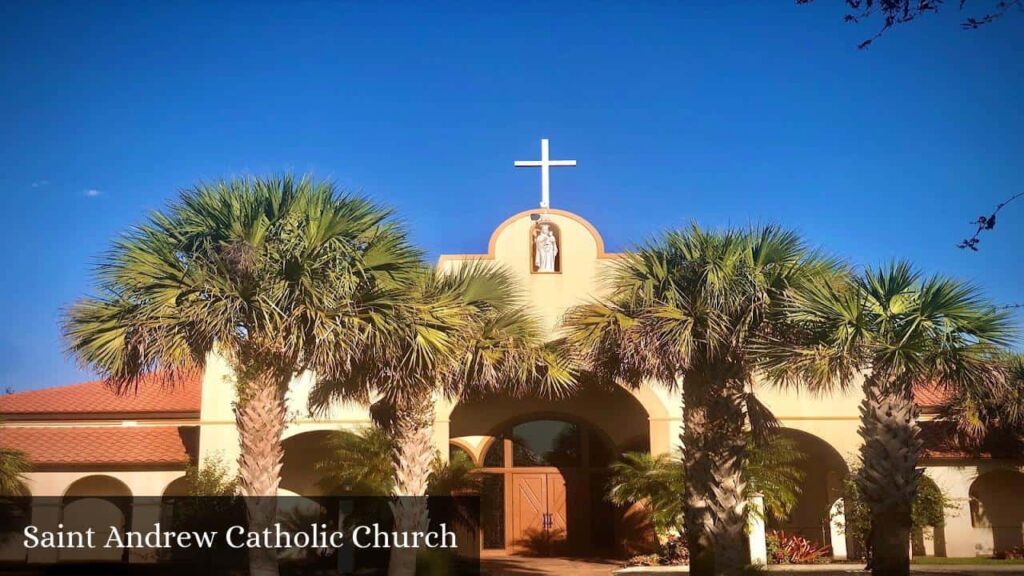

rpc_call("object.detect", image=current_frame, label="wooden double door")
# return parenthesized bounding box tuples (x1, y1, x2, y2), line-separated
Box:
(510, 472, 568, 554)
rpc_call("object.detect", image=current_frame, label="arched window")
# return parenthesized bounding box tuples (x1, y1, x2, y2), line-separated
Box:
(480, 418, 612, 470)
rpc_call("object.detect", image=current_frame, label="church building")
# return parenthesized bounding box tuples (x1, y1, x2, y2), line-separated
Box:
(2, 140, 1022, 564)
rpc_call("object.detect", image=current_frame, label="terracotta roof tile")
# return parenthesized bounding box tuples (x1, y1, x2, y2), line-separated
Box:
(914, 383, 953, 410)
(0, 373, 201, 417)
(0, 426, 197, 467)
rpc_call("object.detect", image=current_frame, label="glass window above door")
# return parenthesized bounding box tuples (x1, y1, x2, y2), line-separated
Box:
(511, 420, 581, 467)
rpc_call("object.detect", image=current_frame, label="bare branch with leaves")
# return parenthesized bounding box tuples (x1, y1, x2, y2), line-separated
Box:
(798, 0, 1023, 48)
(958, 191, 1023, 251)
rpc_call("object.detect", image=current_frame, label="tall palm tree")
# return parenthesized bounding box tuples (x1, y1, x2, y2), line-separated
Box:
(757, 262, 1013, 576)
(563, 224, 838, 576)
(64, 175, 420, 576)
(309, 264, 576, 576)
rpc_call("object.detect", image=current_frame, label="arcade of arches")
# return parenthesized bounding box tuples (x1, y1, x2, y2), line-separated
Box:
(5, 207, 1024, 564)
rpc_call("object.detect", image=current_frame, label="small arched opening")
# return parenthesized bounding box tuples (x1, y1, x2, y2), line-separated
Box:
(970, 469, 1024, 556)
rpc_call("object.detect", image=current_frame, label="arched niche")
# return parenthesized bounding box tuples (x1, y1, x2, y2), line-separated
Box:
(530, 218, 562, 274)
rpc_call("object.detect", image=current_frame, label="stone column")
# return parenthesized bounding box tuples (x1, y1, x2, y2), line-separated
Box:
(748, 494, 768, 566)
(829, 497, 848, 560)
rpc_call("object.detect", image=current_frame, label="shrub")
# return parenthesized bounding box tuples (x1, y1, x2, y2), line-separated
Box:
(624, 554, 660, 567)
(837, 468, 954, 559)
(765, 530, 831, 564)
(623, 534, 690, 566)
(996, 546, 1024, 560)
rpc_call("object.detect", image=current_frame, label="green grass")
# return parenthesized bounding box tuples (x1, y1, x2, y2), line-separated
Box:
(912, 557, 1024, 565)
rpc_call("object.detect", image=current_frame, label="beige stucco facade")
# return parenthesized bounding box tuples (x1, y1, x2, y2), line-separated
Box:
(4, 207, 1022, 561)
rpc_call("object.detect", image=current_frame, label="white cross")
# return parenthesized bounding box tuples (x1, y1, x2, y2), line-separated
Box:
(514, 138, 577, 209)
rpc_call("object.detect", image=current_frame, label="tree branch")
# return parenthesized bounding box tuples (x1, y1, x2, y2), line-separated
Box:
(798, 1, 1024, 48)
(958, 191, 1023, 251)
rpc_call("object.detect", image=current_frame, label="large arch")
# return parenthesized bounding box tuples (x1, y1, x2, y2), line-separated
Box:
(970, 468, 1024, 555)
(449, 381, 655, 461)
(449, 381, 656, 556)
(61, 475, 133, 562)
(769, 428, 850, 554)
(280, 430, 337, 497)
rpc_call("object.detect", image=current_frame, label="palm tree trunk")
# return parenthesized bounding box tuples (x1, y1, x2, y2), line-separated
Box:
(236, 374, 288, 576)
(681, 382, 715, 576)
(705, 382, 748, 576)
(857, 379, 921, 576)
(388, 392, 435, 576)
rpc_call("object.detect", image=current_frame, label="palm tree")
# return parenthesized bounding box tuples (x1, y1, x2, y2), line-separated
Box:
(757, 262, 1013, 576)
(309, 264, 575, 576)
(316, 427, 483, 533)
(64, 175, 420, 576)
(937, 352, 1024, 447)
(607, 432, 806, 537)
(0, 447, 30, 496)
(608, 451, 687, 535)
(317, 427, 396, 497)
(563, 224, 838, 576)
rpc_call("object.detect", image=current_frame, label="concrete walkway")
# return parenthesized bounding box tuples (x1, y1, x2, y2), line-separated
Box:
(480, 556, 1024, 576)
(480, 555, 621, 575)
(617, 564, 1024, 575)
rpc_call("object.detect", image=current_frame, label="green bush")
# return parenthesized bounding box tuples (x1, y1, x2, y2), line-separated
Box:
(837, 468, 953, 558)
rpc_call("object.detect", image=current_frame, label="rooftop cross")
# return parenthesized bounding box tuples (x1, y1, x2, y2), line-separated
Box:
(514, 138, 577, 209)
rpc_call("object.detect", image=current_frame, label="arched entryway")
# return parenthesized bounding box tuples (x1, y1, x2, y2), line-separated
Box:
(769, 429, 849, 555)
(450, 383, 653, 556)
(61, 475, 132, 562)
(970, 469, 1024, 556)
(281, 430, 337, 497)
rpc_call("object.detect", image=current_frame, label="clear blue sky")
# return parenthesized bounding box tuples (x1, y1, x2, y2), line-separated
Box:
(1, 1, 1021, 392)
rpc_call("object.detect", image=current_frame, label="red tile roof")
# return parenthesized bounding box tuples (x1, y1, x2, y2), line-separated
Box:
(0, 373, 201, 417)
(0, 426, 197, 467)
(914, 383, 953, 411)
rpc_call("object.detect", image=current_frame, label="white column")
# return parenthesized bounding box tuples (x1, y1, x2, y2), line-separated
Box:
(829, 497, 848, 560)
(748, 494, 768, 566)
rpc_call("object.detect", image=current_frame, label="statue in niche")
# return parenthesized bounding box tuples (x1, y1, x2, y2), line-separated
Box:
(533, 223, 559, 273)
